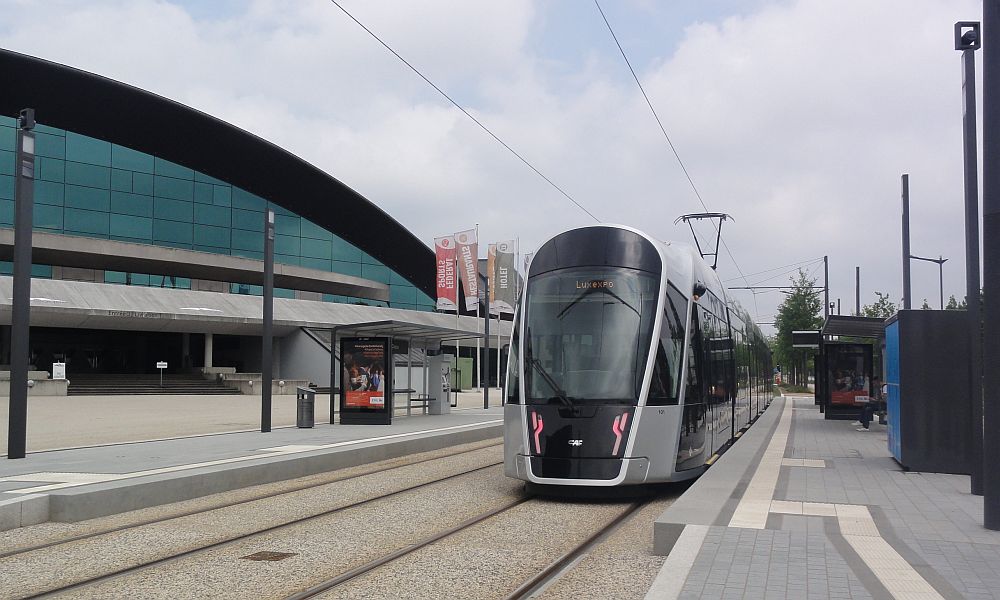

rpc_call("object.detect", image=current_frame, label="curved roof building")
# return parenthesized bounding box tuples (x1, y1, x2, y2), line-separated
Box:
(0, 47, 435, 309)
(0, 49, 506, 387)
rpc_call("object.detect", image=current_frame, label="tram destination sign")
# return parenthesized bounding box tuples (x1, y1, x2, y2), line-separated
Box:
(792, 330, 822, 348)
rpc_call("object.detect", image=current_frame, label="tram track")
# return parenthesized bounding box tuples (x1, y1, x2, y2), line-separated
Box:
(283, 496, 656, 600)
(503, 500, 648, 600)
(0, 440, 502, 561)
(4, 448, 505, 599)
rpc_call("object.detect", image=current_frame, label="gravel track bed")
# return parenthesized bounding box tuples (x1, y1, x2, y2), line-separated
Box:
(0, 442, 503, 599)
(55, 466, 523, 599)
(0, 438, 500, 556)
(533, 493, 678, 599)
(316, 495, 639, 600)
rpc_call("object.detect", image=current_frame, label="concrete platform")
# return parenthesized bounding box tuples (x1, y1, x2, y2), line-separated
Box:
(646, 395, 1000, 600)
(0, 404, 502, 531)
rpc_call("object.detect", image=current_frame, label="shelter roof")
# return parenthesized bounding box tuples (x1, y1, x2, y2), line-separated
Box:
(821, 315, 887, 339)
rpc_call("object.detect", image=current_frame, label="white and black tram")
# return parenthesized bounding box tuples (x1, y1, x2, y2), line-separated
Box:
(503, 224, 772, 487)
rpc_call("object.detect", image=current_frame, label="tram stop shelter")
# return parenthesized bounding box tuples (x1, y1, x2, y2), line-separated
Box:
(814, 315, 886, 420)
(317, 320, 485, 425)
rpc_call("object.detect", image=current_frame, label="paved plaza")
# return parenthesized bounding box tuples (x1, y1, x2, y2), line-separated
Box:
(650, 395, 1000, 600)
(0, 389, 500, 454)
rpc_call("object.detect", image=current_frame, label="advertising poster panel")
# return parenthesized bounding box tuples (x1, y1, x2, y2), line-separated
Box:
(826, 343, 873, 406)
(494, 240, 516, 315)
(455, 229, 479, 308)
(340, 337, 392, 424)
(435, 236, 457, 311)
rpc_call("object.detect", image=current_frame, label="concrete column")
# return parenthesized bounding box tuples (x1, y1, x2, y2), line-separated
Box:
(204, 333, 214, 369)
(182, 333, 191, 369)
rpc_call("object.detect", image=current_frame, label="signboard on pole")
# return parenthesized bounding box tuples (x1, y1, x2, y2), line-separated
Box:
(455, 229, 479, 309)
(434, 236, 457, 311)
(340, 337, 392, 425)
(487, 244, 497, 315)
(494, 240, 516, 315)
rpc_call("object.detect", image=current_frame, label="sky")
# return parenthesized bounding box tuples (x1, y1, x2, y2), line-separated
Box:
(0, 0, 985, 332)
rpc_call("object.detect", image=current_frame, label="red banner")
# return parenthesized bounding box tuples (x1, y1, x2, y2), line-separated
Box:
(455, 229, 479, 308)
(435, 236, 457, 311)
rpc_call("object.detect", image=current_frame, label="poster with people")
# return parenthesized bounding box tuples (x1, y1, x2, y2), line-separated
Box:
(341, 337, 389, 410)
(826, 343, 873, 405)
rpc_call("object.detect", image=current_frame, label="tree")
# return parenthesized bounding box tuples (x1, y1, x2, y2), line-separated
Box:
(860, 292, 897, 319)
(945, 294, 968, 310)
(773, 269, 823, 386)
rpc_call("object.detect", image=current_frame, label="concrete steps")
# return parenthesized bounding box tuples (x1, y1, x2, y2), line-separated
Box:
(67, 374, 237, 396)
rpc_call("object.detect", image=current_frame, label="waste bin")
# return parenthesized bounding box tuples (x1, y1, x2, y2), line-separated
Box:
(296, 386, 315, 428)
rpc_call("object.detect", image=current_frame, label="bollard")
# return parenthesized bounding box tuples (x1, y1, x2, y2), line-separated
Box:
(296, 386, 315, 428)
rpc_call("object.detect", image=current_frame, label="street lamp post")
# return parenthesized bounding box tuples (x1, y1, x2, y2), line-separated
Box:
(910, 255, 949, 309)
(956, 19, 984, 497)
(7, 109, 35, 460)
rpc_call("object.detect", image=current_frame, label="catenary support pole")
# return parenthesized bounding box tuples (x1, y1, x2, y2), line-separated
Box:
(824, 256, 830, 321)
(261, 209, 274, 433)
(7, 109, 35, 460)
(982, 2, 1000, 529)
(902, 174, 912, 309)
(484, 275, 490, 409)
(940, 258, 946, 310)
(856, 267, 861, 315)
(959, 27, 985, 495)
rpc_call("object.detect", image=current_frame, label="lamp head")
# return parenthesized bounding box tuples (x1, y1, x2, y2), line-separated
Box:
(955, 21, 981, 51)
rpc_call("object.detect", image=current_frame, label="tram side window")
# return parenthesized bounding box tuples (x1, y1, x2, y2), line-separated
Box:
(648, 285, 688, 406)
(505, 312, 520, 404)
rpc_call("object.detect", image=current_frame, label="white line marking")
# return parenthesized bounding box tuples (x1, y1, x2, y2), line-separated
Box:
(0, 420, 502, 494)
(836, 505, 944, 600)
(780, 458, 826, 468)
(644, 525, 709, 600)
(728, 397, 794, 529)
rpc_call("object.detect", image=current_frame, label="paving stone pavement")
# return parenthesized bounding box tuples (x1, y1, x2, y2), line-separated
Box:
(672, 397, 1000, 600)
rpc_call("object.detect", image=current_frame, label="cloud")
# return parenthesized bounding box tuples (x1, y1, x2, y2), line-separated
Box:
(0, 0, 983, 329)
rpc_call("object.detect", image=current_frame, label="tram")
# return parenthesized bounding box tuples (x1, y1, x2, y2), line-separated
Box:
(503, 224, 772, 487)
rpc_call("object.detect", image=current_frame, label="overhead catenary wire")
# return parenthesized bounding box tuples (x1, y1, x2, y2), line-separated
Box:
(328, 0, 600, 223)
(723, 256, 825, 283)
(592, 0, 758, 318)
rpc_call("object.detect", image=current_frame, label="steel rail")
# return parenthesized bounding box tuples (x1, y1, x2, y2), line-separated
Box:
(1, 441, 501, 562)
(502, 501, 647, 599)
(20, 460, 503, 599)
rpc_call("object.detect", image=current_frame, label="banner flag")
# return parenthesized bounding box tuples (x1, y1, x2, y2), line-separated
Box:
(434, 235, 457, 311)
(487, 244, 498, 315)
(494, 240, 517, 314)
(455, 228, 479, 308)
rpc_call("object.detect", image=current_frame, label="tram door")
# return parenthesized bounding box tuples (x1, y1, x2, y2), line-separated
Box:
(677, 310, 709, 471)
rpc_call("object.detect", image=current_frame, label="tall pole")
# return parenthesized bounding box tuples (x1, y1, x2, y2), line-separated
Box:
(7, 109, 35, 460)
(261, 208, 274, 433)
(902, 174, 912, 309)
(939, 257, 945, 310)
(958, 21, 985, 496)
(483, 275, 490, 409)
(475, 224, 480, 390)
(981, 3, 1000, 529)
(856, 267, 861, 315)
(823, 255, 829, 321)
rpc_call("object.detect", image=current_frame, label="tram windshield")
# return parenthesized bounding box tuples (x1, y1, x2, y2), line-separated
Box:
(524, 267, 659, 405)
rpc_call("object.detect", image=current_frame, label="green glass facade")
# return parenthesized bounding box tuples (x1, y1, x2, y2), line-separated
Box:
(0, 116, 435, 311)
